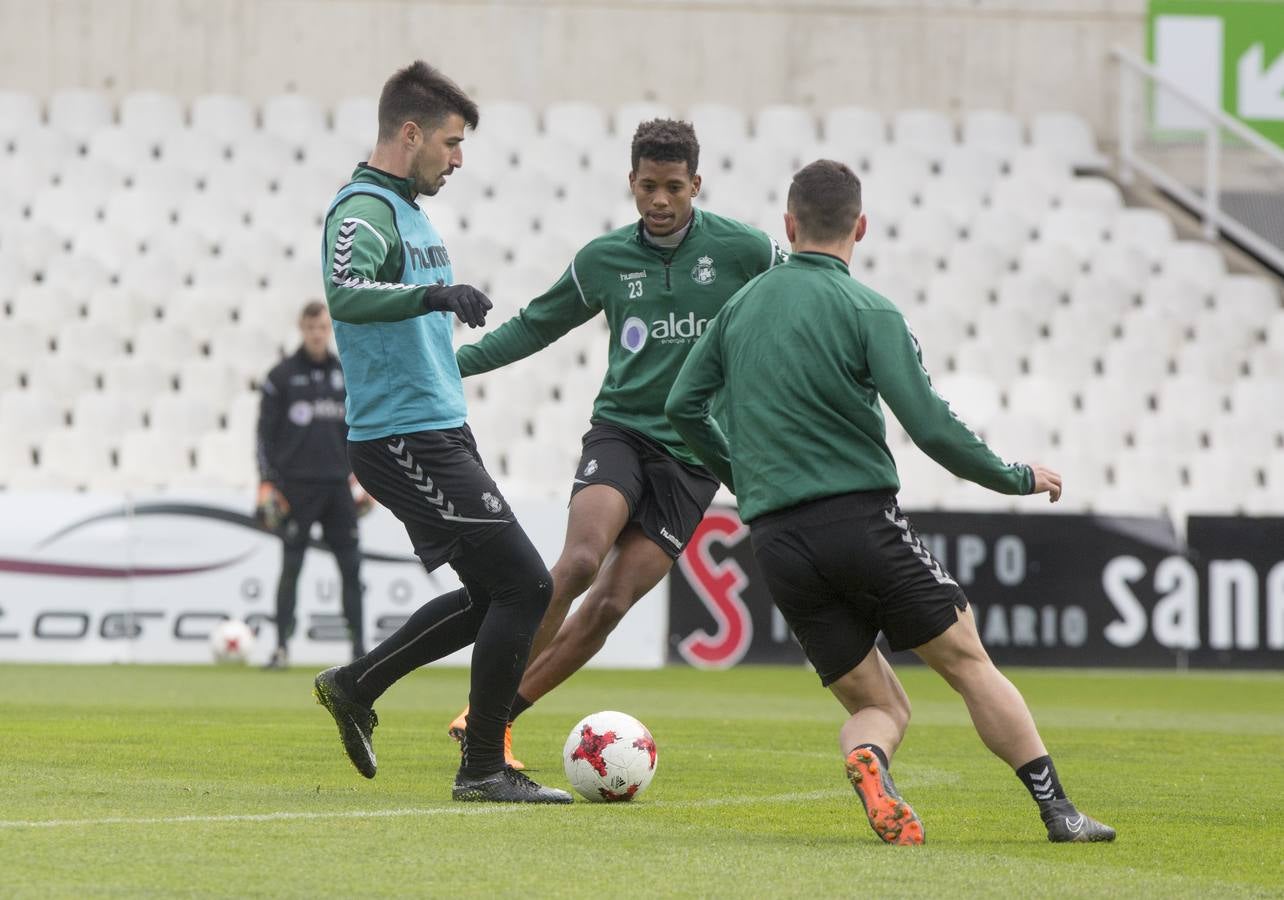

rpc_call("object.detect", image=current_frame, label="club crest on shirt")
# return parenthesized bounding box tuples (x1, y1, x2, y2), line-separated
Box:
(481, 492, 503, 514)
(584, 458, 599, 477)
(690, 255, 716, 285)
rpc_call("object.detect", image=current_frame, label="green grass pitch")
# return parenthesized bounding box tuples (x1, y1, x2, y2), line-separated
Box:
(1, 663, 1280, 897)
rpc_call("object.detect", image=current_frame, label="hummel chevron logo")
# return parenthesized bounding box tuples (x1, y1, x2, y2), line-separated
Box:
(884, 509, 957, 586)
(1065, 815, 1085, 833)
(330, 221, 404, 291)
(386, 439, 457, 518)
(1031, 765, 1054, 799)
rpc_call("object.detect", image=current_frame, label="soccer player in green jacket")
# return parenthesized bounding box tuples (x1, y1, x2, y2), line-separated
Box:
(447, 120, 786, 763)
(667, 159, 1115, 845)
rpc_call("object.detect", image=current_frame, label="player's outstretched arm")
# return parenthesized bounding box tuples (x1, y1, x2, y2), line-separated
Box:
(665, 319, 735, 492)
(1028, 463, 1062, 503)
(455, 262, 600, 378)
(866, 310, 1033, 496)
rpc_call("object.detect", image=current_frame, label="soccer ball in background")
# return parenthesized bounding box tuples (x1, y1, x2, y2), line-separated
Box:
(563, 710, 658, 802)
(209, 619, 256, 664)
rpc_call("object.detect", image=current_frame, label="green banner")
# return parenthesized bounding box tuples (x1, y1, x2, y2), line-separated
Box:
(1148, 0, 1284, 146)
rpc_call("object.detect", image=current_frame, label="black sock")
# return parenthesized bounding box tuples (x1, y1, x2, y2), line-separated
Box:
(508, 693, 534, 723)
(344, 587, 483, 708)
(853, 743, 889, 770)
(1016, 755, 1067, 805)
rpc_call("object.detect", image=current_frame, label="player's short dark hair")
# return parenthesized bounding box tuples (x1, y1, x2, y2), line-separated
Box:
(300, 300, 328, 319)
(630, 119, 700, 176)
(377, 60, 479, 142)
(787, 160, 862, 242)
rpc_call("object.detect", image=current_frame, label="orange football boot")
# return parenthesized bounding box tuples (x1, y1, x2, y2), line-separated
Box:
(845, 747, 924, 845)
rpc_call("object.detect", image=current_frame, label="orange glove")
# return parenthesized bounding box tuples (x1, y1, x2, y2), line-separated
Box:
(255, 482, 291, 532)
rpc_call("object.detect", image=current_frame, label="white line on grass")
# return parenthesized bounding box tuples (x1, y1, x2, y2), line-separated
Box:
(0, 790, 840, 830)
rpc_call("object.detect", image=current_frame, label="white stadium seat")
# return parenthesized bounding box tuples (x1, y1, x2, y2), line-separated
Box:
(1066, 274, 1137, 320)
(1157, 241, 1226, 296)
(24, 357, 98, 398)
(933, 372, 1002, 427)
(1025, 335, 1100, 384)
(1139, 274, 1210, 320)
(1132, 413, 1204, 456)
(194, 430, 257, 489)
(131, 320, 204, 367)
(961, 109, 1023, 154)
(543, 101, 609, 145)
(1102, 333, 1176, 386)
(1078, 376, 1152, 421)
(891, 109, 954, 152)
(1030, 111, 1107, 171)
(148, 392, 222, 437)
(48, 89, 113, 141)
(0, 90, 41, 141)
(101, 358, 175, 396)
(9, 283, 81, 328)
(120, 90, 184, 139)
(478, 100, 538, 146)
(0, 388, 66, 446)
(1174, 340, 1245, 386)
(1110, 450, 1185, 510)
(823, 106, 885, 157)
(191, 94, 255, 137)
(1217, 274, 1280, 318)
(754, 104, 818, 148)
(117, 428, 194, 488)
(72, 391, 148, 439)
(56, 319, 128, 360)
(1047, 304, 1118, 347)
(1112, 208, 1176, 262)
(37, 427, 118, 490)
(262, 93, 327, 142)
(1058, 177, 1123, 213)
(952, 337, 1026, 383)
(225, 390, 262, 437)
(687, 102, 749, 143)
(86, 125, 157, 174)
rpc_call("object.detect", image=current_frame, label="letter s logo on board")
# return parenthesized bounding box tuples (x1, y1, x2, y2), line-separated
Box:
(676, 511, 753, 669)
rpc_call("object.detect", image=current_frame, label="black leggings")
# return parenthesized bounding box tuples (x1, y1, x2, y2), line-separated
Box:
(344, 522, 552, 776)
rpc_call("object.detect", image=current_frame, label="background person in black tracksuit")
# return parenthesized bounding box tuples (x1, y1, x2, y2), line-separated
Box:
(257, 301, 369, 668)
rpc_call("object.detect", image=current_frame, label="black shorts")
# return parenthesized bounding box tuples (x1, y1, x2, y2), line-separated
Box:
(749, 491, 968, 686)
(279, 478, 359, 551)
(570, 422, 720, 560)
(348, 426, 512, 572)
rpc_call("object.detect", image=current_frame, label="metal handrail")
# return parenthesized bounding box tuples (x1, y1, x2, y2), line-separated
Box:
(1111, 45, 1284, 272)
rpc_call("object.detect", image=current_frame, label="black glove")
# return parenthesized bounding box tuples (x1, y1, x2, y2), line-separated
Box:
(423, 283, 492, 328)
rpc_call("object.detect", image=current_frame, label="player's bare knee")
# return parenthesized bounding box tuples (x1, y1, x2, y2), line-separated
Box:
(553, 545, 602, 596)
(583, 592, 631, 636)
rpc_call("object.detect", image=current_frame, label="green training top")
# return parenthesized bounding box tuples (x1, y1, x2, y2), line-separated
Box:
(665, 251, 1034, 521)
(322, 165, 444, 325)
(455, 208, 785, 466)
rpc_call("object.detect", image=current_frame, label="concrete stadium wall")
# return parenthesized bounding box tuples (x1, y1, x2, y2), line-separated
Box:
(1, 0, 1143, 140)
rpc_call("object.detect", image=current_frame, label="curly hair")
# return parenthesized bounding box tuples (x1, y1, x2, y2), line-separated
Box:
(630, 118, 700, 176)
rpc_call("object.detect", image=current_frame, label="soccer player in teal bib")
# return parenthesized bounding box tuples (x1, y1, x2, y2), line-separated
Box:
(310, 61, 570, 804)
(667, 159, 1116, 844)
(446, 120, 786, 764)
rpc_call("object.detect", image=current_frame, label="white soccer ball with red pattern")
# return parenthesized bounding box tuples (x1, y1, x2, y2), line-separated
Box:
(563, 710, 658, 802)
(209, 618, 255, 664)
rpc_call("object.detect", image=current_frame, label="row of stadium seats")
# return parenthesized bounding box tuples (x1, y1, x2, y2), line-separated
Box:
(0, 88, 1107, 167)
